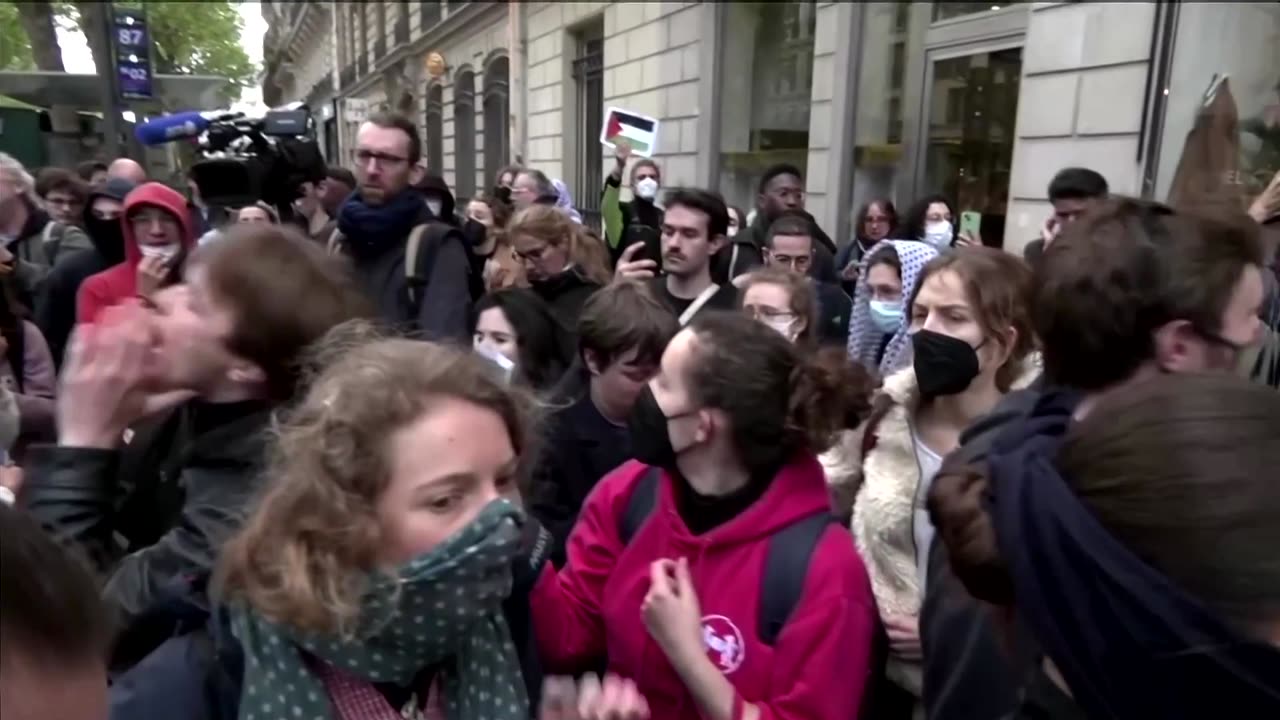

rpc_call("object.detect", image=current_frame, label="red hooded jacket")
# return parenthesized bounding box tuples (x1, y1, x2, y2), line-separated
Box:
(76, 182, 194, 324)
(532, 455, 877, 720)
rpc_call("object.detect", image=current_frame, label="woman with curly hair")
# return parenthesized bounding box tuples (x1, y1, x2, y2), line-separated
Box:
(217, 337, 547, 719)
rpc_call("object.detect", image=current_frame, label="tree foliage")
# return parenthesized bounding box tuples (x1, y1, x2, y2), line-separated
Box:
(1, 1, 256, 101)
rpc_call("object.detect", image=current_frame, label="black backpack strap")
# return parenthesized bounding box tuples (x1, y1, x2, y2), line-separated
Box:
(759, 512, 836, 646)
(618, 466, 660, 545)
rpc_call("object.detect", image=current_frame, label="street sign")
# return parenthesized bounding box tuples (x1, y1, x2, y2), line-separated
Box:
(344, 97, 369, 123)
(113, 8, 154, 100)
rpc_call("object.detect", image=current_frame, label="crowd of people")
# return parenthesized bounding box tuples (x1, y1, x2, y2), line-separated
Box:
(1, 106, 1279, 720)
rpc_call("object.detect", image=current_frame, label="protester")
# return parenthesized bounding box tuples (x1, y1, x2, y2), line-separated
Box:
(217, 337, 546, 718)
(468, 191, 524, 292)
(512, 168, 559, 212)
(552, 178, 584, 224)
(474, 288, 571, 392)
(107, 158, 147, 185)
(726, 205, 746, 238)
(332, 112, 471, 340)
(23, 224, 372, 646)
(532, 311, 876, 720)
(530, 280, 678, 567)
(233, 202, 279, 225)
(0, 277, 56, 453)
(319, 166, 356, 218)
(508, 204, 609, 333)
(901, 194, 968, 251)
(825, 248, 1038, 718)
(717, 163, 837, 283)
(0, 153, 93, 307)
(847, 241, 940, 380)
(34, 177, 135, 366)
(603, 141, 663, 267)
(34, 167, 88, 227)
(837, 198, 898, 292)
(920, 198, 1267, 720)
(1022, 167, 1109, 267)
(0, 504, 113, 720)
(930, 374, 1280, 719)
(495, 164, 522, 191)
(76, 182, 194, 324)
(615, 188, 739, 326)
(757, 212, 853, 346)
(739, 266, 819, 347)
(292, 176, 334, 242)
(77, 159, 109, 188)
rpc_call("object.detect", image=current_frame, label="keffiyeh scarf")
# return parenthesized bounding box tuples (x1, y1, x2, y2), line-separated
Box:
(846, 239, 939, 377)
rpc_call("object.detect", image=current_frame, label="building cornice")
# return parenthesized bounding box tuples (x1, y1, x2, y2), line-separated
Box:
(339, 1, 508, 99)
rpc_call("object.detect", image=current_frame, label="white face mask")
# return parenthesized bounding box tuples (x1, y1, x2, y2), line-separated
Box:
(762, 316, 797, 342)
(924, 220, 953, 249)
(138, 243, 180, 262)
(426, 198, 444, 217)
(634, 177, 659, 201)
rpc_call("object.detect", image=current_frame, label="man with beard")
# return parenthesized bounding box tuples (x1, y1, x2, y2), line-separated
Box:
(35, 177, 136, 366)
(329, 112, 470, 340)
(715, 163, 838, 284)
(603, 141, 663, 269)
(616, 188, 738, 325)
(20, 224, 371, 653)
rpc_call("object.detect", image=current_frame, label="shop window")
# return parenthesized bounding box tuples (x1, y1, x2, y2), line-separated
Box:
(453, 68, 477, 200)
(718, 2, 818, 211)
(483, 55, 511, 188)
(1154, 3, 1280, 204)
(425, 84, 444, 174)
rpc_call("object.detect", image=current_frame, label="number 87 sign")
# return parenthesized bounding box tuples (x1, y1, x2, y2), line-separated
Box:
(113, 8, 154, 100)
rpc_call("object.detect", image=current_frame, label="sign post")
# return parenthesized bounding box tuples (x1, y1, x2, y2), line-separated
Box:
(112, 7, 154, 101)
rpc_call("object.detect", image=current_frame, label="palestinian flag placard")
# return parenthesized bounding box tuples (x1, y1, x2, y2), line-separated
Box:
(600, 107, 661, 158)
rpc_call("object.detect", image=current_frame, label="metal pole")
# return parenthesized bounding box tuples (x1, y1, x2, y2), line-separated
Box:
(90, 2, 124, 158)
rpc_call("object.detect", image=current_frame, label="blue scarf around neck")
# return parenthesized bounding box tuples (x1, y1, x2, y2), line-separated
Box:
(336, 189, 425, 260)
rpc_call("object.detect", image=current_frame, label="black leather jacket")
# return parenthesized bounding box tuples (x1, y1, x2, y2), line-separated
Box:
(22, 401, 272, 632)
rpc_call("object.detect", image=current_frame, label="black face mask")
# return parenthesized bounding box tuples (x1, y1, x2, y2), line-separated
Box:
(627, 385, 691, 470)
(913, 329, 982, 399)
(84, 216, 126, 264)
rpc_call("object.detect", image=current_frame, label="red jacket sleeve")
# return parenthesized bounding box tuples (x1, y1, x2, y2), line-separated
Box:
(751, 527, 878, 720)
(76, 276, 107, 325)
(530, 460, 643, 673)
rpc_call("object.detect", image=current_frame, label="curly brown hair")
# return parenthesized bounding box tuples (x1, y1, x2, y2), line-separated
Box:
(215, 327, 540, 637)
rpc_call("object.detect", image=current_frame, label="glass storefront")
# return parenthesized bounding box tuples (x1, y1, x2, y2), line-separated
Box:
(717, 1, 818, 211)
(1155, 3, 1280, 205)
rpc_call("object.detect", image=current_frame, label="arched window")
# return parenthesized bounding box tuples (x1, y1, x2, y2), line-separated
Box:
(425, 84, 444, 174)
(453, 68, 476, 200)
(483, 55, 510, 189)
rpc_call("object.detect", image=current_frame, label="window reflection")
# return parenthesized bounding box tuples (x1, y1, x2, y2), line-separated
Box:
(718, 1, 818, 210)
(924, 48, 1022, 244)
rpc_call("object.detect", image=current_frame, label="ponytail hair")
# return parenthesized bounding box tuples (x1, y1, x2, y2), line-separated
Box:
(684, 313, 876, 474)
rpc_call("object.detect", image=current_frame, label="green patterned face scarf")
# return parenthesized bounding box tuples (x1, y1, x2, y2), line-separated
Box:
(230, 499, 528, 720)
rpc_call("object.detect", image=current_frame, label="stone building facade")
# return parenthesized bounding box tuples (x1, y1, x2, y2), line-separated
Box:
(260, 2, 1277, 252)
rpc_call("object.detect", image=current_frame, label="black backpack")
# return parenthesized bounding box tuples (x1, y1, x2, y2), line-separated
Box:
(327, 220, 460, 314)
(617, 467, 836, 646)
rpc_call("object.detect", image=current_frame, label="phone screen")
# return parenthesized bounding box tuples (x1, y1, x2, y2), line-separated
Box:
(960, 211, 982, 238)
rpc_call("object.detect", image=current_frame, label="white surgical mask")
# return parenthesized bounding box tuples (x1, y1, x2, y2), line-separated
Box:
(762, 316, 797, 342)
(634, 177, 659, 201)
(868, 299, 904, 334)
(474, 342, 516, 383)
(426, 198, 444, 217)
(924, 220, 953, 249)
(138, 243, 180, 262)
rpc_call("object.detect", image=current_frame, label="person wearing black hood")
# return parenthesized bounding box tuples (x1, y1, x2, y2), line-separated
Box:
(330, 113, 471, 341)
(416, 171, 492, 302)
(714, 163, 837, 285)
(33, 176, 136, 367)
(919, 199, 1267, 720)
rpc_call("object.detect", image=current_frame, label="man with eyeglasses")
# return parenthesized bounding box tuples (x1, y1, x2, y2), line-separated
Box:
(758, 211, 852, 347)
(714, 163, 838, 285)
(77, 182, 194, 325)
(330, 111, 470, 341)
(35, 177, 138, 367)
